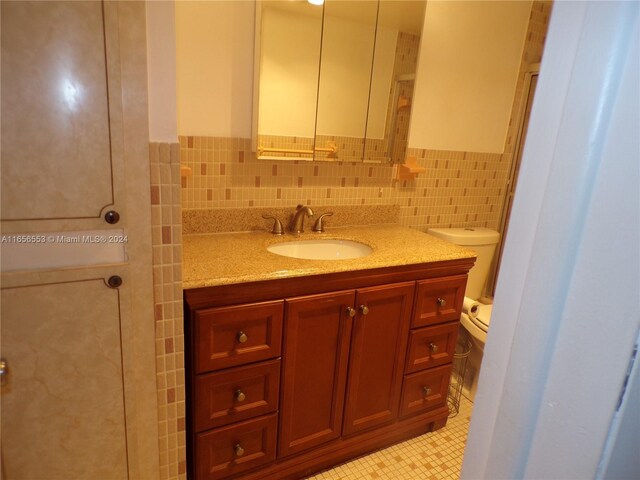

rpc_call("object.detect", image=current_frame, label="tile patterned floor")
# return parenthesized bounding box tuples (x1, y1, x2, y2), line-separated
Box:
(306, 396, 473, 480)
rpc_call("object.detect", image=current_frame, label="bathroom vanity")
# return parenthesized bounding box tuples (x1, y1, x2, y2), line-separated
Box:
(183, 226, 475, 479)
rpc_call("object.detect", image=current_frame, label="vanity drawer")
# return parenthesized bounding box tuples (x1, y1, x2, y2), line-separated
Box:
(195, 300, 283, 373)
(194, 359, 281, 432)
(412, 275, 466, 328)
(405, 322, 459, 374)
(399, 365, 451, 418)
(195, 413, 277, 480)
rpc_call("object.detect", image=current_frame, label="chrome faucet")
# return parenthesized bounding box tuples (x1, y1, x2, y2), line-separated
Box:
(290, 204, 314, 233)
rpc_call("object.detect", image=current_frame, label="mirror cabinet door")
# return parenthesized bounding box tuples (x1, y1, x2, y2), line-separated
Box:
(254, 0, 425, 163)
(256, 2, 322, 160)
(364, 1, 425, 164)
(314, 0, 378, 162)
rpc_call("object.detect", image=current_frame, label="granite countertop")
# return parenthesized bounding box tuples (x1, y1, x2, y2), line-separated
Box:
(182, 224, 476, 290)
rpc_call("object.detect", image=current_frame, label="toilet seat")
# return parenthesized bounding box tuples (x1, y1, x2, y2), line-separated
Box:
(460, 303, 492, 345)
(471, 304, 492, 332)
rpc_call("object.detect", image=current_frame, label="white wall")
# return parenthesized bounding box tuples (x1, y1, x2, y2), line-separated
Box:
(409, 0, 531, 153)
(146, 0, 178, 142)
(175, 1, 254, 137)
(462, 1, 640, 477)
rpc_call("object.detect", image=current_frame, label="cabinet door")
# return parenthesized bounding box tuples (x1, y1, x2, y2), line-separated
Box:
(342, 282, 415, 436)
(1, 276, 129, 479)
(1, 1, 126, 233)
(0, 2, 157, 478)
(278, 290, 355, 457)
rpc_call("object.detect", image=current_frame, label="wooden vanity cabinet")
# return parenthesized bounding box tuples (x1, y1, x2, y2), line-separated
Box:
(184, 259, 473, 480)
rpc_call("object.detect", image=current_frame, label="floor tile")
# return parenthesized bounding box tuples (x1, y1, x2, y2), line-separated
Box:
(307, 396, 473, 480)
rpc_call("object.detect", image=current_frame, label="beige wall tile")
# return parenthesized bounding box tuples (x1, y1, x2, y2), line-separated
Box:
(150, 141, 185, 480)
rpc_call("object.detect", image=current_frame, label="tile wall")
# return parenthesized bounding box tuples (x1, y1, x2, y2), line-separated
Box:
(149, 142, 186, 480)
(181, 138, 507, 232)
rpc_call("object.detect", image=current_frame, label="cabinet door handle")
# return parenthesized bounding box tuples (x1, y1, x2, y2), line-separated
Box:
(436, 297, 446, 307)
(235, 389, 246, 402)
(0, 359, 7, 386)
(359, 305, 369, 315)
(234, 444, 245, 457)
(104, 210, 120, 224)
(346, 306, 356, 317)
(422, 386, 432, 397)
(237, 331, 248, 343)
(429, 343, 439, 353)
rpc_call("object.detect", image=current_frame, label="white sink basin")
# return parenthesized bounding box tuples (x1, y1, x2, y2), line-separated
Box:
(267, 239, 373, 260)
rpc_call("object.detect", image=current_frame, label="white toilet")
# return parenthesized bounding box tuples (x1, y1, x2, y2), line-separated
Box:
(427, 227, 500, 400)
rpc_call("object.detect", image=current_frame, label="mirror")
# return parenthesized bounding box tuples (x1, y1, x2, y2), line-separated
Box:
(314, 0, 377, 162)
(255, 1, 322, 161)
(254, 0, 426, 163)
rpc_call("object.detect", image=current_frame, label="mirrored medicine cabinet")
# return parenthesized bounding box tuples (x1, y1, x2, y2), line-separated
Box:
(252, 0, 426, 163)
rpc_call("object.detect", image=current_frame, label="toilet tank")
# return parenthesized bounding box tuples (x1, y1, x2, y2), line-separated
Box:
(427, 227, 500, 299)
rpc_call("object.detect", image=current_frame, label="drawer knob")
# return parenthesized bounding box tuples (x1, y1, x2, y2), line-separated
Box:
(436, 297, 446, 307)
(429, 343, 439, 353)
(359, 305, 369, 315)
(235, 389, 246, 402)
(237, 331, 248, 343)
(0, 359, 8, 386)
(234, 444, 245, 457)
(346, 306, 356, 317)
(423, 386, 432, 397)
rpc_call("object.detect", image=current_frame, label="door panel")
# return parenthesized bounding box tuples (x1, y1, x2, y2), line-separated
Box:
(0, 1, 124, 232)
(278, 290, 355, 457)
(342, 282, 415, 436)
(0, 2, 157, 478)
(0, 278, 129, 479)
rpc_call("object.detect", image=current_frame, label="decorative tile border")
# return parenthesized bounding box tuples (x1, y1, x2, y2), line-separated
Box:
(149, 142, 186, 480)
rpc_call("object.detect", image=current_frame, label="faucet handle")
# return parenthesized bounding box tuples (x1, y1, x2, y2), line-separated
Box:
(262, 214, 285, 235)
(312, 212, 334, 233)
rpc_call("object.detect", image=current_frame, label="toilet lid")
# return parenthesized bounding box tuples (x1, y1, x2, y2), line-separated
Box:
(471, 304, 492, 332)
